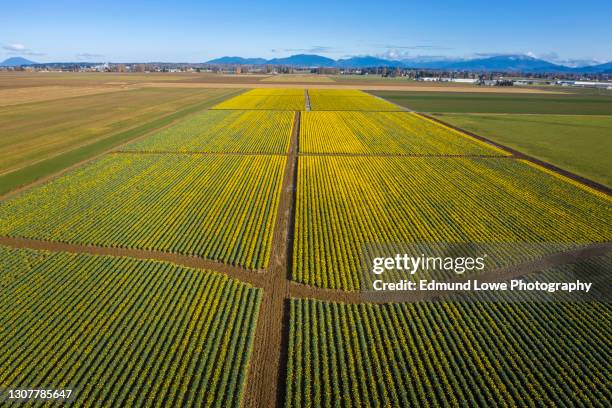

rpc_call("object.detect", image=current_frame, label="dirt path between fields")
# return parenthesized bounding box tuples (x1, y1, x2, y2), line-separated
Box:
(242, 111, 299, 408)
(299, 152, 514, 158)
(110, 151, 288, 156)
(304, 89, 311, 111)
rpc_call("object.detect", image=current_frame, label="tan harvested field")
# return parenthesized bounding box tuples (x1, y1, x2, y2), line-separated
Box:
(0, 85, 136, 106)
(0, 87, 237, 175)
(140, 81, 562, 93)
(0, 72, 560, 93)
(261, 74, 335, 82)
(0, 72, 194, 88)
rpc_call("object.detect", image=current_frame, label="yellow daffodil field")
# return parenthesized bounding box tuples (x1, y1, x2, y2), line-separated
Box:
(122, 110, 294, 153)
(212, 88, 305, 110)
(300, 111, 507, 155)
(0, 154, 285, 269)
(287, 281, 611, 407)
(294, 156, 611, 290)
(308, 89, 402, 111)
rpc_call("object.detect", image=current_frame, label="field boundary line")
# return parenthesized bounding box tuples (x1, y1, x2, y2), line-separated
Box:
(210, 108, 304, 111)
(417, 112, 612, 196)
(304, 89, 311, 111)
(298, 152, 514, 158)
(0, 89, 244, 200)
(141, 82, 563, 94)
(110, 151, 288, 156)
(369, 91, 413, 111)
(0, 235, 267, 287)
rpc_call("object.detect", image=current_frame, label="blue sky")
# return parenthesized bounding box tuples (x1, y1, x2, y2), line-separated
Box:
(1, 0, 611, 64)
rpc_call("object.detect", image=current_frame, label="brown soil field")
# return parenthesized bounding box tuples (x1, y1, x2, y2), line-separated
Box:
(0, 84, 135, 106)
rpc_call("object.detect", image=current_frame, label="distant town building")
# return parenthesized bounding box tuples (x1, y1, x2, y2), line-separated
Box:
(556, 80, 612, 89)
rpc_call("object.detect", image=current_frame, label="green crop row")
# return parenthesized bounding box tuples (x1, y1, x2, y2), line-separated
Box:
(0, 246, 261, 407)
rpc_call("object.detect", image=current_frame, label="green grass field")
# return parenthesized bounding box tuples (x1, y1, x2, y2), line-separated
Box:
(0, 87, 240, 195)
(434, 113, 612, 186)
(370, 90, 612, 115)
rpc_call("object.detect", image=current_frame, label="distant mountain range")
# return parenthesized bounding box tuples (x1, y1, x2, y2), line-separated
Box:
(0, 57, 37, 67)
(3, 54, 610, 74)
(206, 54, 612, 74)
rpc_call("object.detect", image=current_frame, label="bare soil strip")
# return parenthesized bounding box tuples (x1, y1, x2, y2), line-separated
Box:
(0, 236, 266, 287)
(1, 236, 608, 305)
(419, 112, 612, 196)
(242, 111, 300, 408)
(110, 151, 288, 156)
(304, 89, 311, 111)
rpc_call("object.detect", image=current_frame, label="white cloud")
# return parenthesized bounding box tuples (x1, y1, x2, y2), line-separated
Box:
(4, 43, 26, 51)
(76, 52, 105, 59)
(2, 43, 45, 56)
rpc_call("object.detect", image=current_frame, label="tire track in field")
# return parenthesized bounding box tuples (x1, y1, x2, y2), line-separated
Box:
(110, 151, 288, 156)
(0, 235, 267, 288)
(299, 152, 513, 158)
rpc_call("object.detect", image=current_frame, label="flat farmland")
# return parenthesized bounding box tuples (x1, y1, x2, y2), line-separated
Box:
(260, 75, 335, 83)
(0, 83, 610, 408)
(308, 89, 403, 111)
(0, 154, 285, 269)
(212, 88, 305, 110)
(294, 156, 611, 290)
(0, 246, 261, 407)
(0, 87, 234, 174)
(286, 295, 611, 407)
(122, 110, 294, 153)
(369, 89, 612, 115)
(299, 111, 507, 155)
(0, 85, 132, 107)
(432, 113, 612, 186)
(0, 87, 240, 195)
